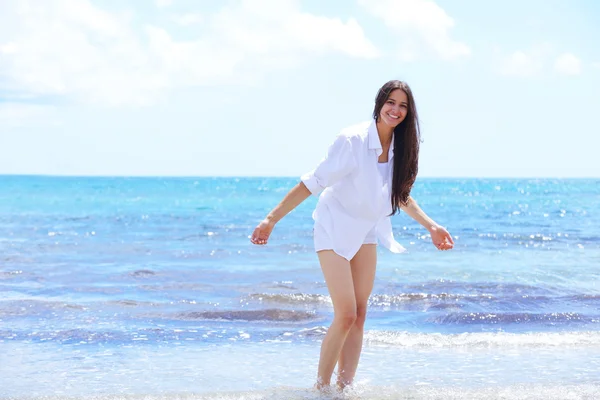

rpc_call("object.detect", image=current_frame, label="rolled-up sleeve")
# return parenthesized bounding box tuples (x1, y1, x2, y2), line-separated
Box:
(301, 135, 355, 196)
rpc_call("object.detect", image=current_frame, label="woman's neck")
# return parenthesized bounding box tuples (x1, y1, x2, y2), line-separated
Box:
(376, 120, 394, 148)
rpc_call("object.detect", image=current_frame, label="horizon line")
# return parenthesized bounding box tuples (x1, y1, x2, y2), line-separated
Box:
(0, 174, 598, 180)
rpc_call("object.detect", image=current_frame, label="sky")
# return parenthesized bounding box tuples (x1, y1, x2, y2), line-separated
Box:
(0, 0, 599, 178)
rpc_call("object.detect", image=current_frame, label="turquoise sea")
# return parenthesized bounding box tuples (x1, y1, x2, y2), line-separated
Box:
(1, 176, 599, 399)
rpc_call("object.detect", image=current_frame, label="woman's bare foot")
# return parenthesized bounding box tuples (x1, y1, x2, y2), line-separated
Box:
(314, 380, 334, 395)
(336, 379, 349, 392)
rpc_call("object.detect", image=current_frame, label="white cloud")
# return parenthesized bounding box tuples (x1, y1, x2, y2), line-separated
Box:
(554, 53, 582, 75)
(0, 103, 60, 128)
(499, 51, 544, 77)
(497, 44, 552, 77)
(155, 0, 173, 8)
(0, 0, 166, 106)
(358, 0, 470, 60)
(171, 13, 203, 26)
(0, 42, 18, 54)
(497, 46, 584, 77)
(287, 14, 379, 58)
(0, 0, 379, 107)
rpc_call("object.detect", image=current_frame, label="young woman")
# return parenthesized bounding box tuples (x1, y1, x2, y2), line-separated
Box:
(250, 80, 454, 391)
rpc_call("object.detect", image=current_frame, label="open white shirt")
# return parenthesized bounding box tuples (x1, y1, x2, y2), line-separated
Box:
(301, 119, 406, 260)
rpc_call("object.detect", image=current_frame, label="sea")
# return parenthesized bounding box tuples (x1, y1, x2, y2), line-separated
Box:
(1, 176, 599, 399)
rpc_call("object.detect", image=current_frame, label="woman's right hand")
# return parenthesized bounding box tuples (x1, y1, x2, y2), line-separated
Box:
(250, 219, 275, 245)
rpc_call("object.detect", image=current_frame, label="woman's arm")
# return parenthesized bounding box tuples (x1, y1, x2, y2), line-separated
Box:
(400, 196, 454, 250)
(400, 196, 438, 231)
(251, 134, 355, 246)
(250, 182, 311, 245)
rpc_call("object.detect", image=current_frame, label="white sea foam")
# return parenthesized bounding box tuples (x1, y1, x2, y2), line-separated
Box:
(286, 328, 600, 348)
(5, 384, 600, 400)
(364, 330, 600, 348)
(4, 338, 600, 398)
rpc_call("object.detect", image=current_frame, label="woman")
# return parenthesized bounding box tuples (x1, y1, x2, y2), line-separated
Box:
(250, 80, 454, 391)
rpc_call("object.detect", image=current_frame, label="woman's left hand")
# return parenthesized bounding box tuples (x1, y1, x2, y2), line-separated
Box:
(429, 225, 454, 251)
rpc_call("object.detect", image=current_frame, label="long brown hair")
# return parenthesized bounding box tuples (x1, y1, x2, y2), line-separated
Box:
(373, 80, 421, 214)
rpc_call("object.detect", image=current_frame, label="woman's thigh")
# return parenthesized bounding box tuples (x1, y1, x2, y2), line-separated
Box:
(317, 250, 356, 313)
(349, 244, 377, 308)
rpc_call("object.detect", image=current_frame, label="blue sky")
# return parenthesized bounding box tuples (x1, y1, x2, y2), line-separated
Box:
(0, 0, 599, 177)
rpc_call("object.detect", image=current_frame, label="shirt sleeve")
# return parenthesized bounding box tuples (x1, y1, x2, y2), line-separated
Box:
(301, 134, 356, 196)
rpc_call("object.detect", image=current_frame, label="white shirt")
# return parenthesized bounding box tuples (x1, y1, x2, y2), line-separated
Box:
(301, 119, 406, 260)
(377, 161, 389, 182)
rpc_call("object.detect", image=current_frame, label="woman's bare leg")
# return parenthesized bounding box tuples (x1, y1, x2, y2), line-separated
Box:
(315, 250, 357, 390)
(336, 244, 377, 389)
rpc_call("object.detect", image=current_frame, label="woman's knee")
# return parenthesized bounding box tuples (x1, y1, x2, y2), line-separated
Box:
(334, 309, 357, 330)
(354, 305, 368, 328)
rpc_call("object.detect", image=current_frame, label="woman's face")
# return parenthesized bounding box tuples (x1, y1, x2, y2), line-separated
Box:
(379, 89, 408, 129)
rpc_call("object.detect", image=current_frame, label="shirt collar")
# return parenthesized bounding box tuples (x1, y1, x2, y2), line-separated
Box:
(368, 119, 394, 160)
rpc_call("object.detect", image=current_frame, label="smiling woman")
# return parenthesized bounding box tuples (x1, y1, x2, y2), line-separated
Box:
(373, 80, 421, 214)
(251, 80, 455, 393)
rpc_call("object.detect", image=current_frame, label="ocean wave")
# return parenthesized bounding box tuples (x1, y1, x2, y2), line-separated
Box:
(245, 293, 330, 305)
(369, 293, 492, 307)
(280, 328, 600, 348)
(287, 326, 328, 338)
(129, 269, 157, 277)
(0, 327, 243, 343)
(0, 328, 126, 343)
(363, 330, 600, 348)
(105, 299, 160, 307)
(431, 311, 593, 325)
(402, 281, 556, 296)
(0, 299, 87, 316)
(242, 290, 600, 314)
(139, 282, 214, 291)
(6, 327, 600, 348)
(241, 291, 557, 313)
(0, 269, 26, 279)
(245, 292, 495, 307)
(566, 294, 600, 301)
(169, 309, 319, 322)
